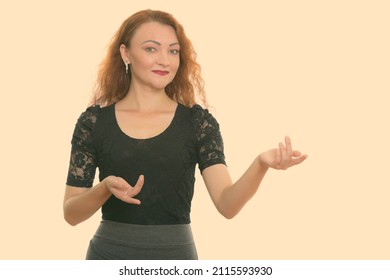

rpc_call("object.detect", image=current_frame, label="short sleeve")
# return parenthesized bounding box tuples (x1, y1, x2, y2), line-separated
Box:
(66, 106, 100, 187)
(192, 105, 226, 173)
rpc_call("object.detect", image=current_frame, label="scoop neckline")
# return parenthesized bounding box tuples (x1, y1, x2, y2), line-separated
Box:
(112, 103, 181, 141)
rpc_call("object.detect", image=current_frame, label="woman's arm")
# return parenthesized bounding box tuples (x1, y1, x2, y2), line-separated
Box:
(63, 175, 144, 226)
(202, 136, 307, 219)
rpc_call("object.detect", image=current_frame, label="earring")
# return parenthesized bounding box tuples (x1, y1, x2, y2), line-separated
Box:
(124, 61, 129, 74)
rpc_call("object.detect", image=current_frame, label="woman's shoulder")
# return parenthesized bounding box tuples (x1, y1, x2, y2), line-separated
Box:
(190, 104, 218, 125)
(190, 104, 208, 119)
(77, 105, 100, 124)
(75, 104, 110, 131)
(77, 103, 115, 123)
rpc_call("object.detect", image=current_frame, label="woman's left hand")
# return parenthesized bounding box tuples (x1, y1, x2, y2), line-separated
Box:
(258, 136, 308, 170)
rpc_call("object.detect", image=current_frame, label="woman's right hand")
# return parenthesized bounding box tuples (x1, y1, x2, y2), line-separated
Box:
(103, 175, 144, 205)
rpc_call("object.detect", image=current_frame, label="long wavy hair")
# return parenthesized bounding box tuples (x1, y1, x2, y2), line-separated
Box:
(91, 9, 207, 108)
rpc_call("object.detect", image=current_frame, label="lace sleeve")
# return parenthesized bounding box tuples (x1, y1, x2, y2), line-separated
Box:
(66, 106, 100, 187)
(192, 105, 226, 173)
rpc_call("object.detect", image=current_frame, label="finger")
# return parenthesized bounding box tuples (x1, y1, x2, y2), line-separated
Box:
(134, 175, 144, 191)
(279, 142, 288, 166)
(121, 196, 141, 205)
(292, 150, 302, 157)
(275, 146, 282, 164)
(291, 154, 308, 166)
(110, 177, 131, 191)
(127, 175, 144, 197)
(285, 136, 292, 157)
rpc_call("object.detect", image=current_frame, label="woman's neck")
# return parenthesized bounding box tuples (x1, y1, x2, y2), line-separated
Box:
(117, 84, 175, 112)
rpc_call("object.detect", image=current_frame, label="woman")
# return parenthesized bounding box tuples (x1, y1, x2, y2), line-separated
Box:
(63, 9, 307, 260)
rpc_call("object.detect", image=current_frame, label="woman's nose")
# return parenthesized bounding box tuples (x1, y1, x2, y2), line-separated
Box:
(157, 52, 169, 66)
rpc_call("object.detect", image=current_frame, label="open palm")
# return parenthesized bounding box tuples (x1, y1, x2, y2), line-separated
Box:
(259, 136, 307, 170)
(105, 175, 144, 204)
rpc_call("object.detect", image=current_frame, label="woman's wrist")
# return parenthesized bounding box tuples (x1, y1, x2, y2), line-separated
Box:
(256, 153, 270, 171)
(100, 176, 115, 196)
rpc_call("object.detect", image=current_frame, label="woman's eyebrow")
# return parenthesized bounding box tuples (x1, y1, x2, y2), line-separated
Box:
(141, 40, 180, 46)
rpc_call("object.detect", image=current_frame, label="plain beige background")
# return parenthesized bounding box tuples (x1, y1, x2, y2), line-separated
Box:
(0, 0, 389, 259)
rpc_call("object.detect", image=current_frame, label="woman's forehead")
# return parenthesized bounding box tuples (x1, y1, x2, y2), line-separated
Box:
(131, 22, 178, 45)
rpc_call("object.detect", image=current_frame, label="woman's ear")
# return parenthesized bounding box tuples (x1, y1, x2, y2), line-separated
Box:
(119, 44, 131, 64)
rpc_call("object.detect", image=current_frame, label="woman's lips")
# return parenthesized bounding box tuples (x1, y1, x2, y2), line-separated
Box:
(152, 70, 169, 76)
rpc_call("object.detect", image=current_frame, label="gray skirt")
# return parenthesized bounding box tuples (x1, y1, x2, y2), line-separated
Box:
(86, 220, 198, 260)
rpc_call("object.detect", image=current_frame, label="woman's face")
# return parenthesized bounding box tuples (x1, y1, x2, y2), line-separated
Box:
(125, 21, 180, 91)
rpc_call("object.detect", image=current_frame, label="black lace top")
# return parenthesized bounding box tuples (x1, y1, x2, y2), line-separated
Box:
(66, 103, 226, 225)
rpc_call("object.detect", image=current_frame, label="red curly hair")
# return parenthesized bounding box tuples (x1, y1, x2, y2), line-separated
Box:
(91, 9, 207, 108)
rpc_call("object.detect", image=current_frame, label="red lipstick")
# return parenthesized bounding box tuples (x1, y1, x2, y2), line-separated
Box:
(152, 70, 169, 76)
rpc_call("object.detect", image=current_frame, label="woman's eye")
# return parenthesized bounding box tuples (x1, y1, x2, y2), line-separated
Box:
(145, 47, 156, 52)
(169, 49, 180, 55)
